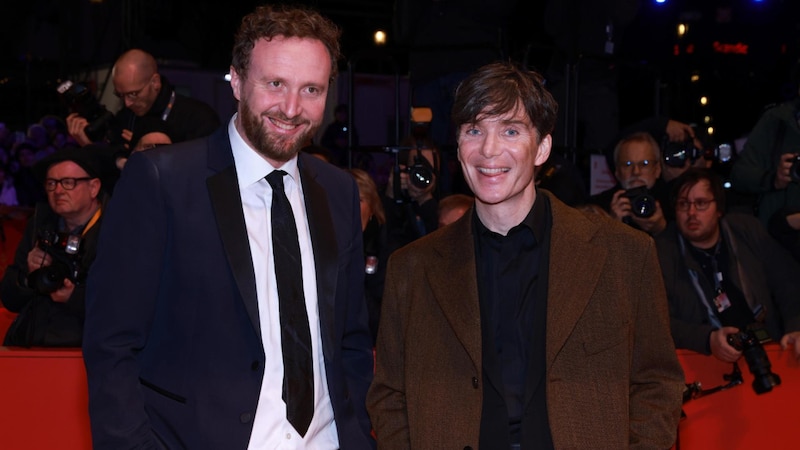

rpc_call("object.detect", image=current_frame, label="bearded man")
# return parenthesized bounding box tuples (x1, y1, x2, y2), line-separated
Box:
(82, 5, 374, 449)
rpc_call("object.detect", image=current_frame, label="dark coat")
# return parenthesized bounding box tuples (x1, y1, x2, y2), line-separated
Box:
(368, 191, 684, 449)
(83, 126, 374, 449)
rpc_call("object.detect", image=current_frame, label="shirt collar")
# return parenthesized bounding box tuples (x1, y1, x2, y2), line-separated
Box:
(474, 189, 550, 243)
(229, 114, 300, 190)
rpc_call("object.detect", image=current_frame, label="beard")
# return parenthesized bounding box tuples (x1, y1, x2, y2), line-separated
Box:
(239, 95, 319, 163)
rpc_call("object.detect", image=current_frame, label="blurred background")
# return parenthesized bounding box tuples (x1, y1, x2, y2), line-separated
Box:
(0, 0, 798, 158)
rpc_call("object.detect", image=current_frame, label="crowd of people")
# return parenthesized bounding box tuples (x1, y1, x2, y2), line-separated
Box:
(0, 2, 798, 449)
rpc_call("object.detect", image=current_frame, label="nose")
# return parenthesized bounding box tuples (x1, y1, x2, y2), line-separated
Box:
(631, 162, 642, 175)
(479, 133, 500, 158)
(282, 91, 302, 118)
(124, 97, 135, 109)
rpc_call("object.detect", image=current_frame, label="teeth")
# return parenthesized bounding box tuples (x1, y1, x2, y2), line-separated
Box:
(477, 167, 508, 174)
(270, 118, 297, 130)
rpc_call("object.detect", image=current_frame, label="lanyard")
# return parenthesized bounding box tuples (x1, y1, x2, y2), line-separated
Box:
(161, 90, 176, 121)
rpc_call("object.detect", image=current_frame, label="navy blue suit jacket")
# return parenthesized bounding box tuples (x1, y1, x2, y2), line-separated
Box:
(83, 127, 374, 449)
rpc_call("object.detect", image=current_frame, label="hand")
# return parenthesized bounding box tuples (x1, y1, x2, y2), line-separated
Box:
(710, 327, 743, 363)
(780, 331, 800, 362)
(774, 153, 796, 190)
(665, 119, 695, 142)
(609, 189, 632, 222)
(27, 247, 52, 274)
(629, 200, 667, 236)
(785, 212, 800, 230)
(120, 128, 133, 145)
(66, 113, 92, 147)
(50, 278, 75, 303)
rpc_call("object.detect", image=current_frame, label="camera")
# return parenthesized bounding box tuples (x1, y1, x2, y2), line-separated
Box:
(56, 80, 116, 142)
(623, 186, 656, 218)
(726, 324, 781, 394)
(27, 229, 85, 295)
(662, 137, 702, 168)
(789, 154, 800, 182)
(404, 155, 434, 189)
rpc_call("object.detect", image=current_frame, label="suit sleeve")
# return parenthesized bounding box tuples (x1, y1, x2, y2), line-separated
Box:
(629, 239, 685, 450)
(366, 251, 412, 449)
(82, 152, 166, 449)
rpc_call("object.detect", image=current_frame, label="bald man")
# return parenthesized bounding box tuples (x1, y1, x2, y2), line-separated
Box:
(67, 49, 220, 150)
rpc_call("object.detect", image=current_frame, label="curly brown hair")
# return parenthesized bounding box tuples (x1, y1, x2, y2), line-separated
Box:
(231, 4, 342, 81)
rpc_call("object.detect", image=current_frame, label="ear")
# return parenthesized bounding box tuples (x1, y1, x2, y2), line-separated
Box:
(534, 134, 552, 166)
(230, 66, 242, 102)
(152, 73, 161, 89)
(89, 178, 101, 199)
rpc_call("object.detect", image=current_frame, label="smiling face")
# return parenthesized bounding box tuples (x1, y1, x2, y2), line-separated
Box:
(230, 36, 330, 166)
(457, 104, 551, 225)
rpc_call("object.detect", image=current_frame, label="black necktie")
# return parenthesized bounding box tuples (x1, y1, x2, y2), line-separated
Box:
(266, 170, 314, 436)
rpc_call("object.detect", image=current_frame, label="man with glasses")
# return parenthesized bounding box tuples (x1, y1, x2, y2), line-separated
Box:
(66, 49, 220, 150)
(655, 168, 800, 362)
(588, 131, 669, 235)
(1, 145, 111, 346)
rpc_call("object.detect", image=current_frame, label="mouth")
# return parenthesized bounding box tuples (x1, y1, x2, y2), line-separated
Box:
(267, 116, 303, 133)
(477, 167, 510, 176)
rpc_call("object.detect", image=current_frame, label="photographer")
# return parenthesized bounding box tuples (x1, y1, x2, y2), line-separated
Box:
(382, 135, 440, 255)
(66, 49, 219, 150)
(655, 168, 800, 363)
(1, 145, 111, 347)
(588, 131, 669, 235)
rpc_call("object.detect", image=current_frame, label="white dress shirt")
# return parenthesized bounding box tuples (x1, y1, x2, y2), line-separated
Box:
(229, 117, 338, 449)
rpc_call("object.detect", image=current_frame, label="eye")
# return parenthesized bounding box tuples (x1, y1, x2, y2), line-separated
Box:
(504, 128, 520, 136)
(696, 200, 709, 208)
(268, 80, 282, 88)
(464, 127, 480, 136)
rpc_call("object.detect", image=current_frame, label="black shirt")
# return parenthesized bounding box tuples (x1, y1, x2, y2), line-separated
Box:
(474, 192, 552, 446)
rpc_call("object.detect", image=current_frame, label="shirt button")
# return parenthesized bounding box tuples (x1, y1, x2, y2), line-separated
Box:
(251, 361, 260, 371)
(471, 376, 479, 389)
(240, 413, 252, 423)
(286, 433, 291, 440)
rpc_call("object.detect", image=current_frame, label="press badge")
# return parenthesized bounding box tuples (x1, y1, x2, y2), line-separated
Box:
(713, 290, 731, 313)
(712, 272, 730, 313)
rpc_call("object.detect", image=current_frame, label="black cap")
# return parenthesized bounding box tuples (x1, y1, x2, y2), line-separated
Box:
(34, 144, 120, 194)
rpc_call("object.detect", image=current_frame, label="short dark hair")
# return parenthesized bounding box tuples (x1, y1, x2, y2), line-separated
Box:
(231, 4, 342, 81)
(451, 61, 558, 142)
(669, 168, 726, 215)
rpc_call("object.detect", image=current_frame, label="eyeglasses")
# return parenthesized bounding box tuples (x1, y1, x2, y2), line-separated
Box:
(45, 177, 94, 191)
(620, 160, 656, 171)
(114, 83, 149, 100)
(676, 198, 715, 211)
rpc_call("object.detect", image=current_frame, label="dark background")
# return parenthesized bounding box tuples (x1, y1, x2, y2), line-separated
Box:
(1, 0, 798, 149)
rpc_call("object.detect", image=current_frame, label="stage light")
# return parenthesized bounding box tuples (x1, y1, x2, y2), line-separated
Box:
(704, 116, 711, 124)
(678, 24, 688, 37)
(655, 0, 667, 4)
(700, 96, 709, 106)
(707, 126, 714, 135)
(691, 74, 700, 82)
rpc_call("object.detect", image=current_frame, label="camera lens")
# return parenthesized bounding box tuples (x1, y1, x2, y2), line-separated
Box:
(624, 187, 656, 218)
(408, 165, 433, 189)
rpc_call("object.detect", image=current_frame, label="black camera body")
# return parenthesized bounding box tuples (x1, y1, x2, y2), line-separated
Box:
(57, 80, 116, 142)
(27, 229, 85, 295)
(726, 324, 781, 394)
(404, 155, 434, 190)
(623, 186, 656, 218)
(662, 137, 702, 168)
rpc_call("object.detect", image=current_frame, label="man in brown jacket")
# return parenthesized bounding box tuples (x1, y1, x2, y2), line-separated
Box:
(367, 61, 684, 449)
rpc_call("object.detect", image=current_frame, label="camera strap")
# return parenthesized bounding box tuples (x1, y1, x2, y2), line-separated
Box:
(81, 208, 102, 237)
(161, 90, 176, 121)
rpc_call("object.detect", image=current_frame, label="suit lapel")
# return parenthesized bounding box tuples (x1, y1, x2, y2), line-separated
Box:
(544, 197, 606, 371)
(206, 130, 261, 339)
(298, 154, 337, 362)
(429, 213, 483, 371)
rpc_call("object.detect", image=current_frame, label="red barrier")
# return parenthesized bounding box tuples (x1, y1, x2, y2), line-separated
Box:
(0, 346, 91, 449)
(675, 344, 800, 450)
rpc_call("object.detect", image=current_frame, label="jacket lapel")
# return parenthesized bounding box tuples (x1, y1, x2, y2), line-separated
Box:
(298, 154, 337, 362)
(544, 197, 606, 371)
(205, 130, 262, 339)
(429, 213, 483, 371)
